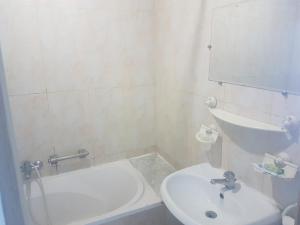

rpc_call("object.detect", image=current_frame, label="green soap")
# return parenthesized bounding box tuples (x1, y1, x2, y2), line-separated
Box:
(264, 164, 284, 175)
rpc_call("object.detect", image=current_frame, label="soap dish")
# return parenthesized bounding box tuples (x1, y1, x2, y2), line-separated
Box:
(253, 153, 298, 179)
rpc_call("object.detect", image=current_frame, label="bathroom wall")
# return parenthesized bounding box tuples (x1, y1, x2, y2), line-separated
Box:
(0, 0, 156, 173)
(154, 0, 300, 207)
(1, 0, 299, 208)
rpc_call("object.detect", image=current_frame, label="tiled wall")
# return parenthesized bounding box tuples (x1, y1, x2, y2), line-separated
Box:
(1, 0, 299, 208)
(154, 0, 300, 207)
(0, 0, 156, 173)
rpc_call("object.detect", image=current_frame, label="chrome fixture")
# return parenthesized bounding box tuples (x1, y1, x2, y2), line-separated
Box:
(21, 160, 44, 179)
(210, 171, 237, 190)
(205, 96, 217, 109)
(48, 149, 89, 168)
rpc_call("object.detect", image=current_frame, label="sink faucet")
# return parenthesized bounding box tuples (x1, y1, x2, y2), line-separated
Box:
(210, 171, 237, 190)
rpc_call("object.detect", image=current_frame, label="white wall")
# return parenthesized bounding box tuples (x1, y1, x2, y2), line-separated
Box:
(154, 0, 300, 207)
(0, 0, 156, 174)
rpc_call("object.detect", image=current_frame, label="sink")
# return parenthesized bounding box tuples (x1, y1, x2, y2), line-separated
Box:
(161, 163, 281, 225)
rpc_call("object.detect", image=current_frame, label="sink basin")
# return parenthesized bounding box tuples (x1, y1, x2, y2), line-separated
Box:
(161, 163, 281, 225)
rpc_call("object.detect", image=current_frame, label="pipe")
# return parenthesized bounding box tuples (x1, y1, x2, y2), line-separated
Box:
(48, 149, 89, 166)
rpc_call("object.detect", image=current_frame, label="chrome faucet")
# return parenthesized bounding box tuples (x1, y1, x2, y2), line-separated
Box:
(210, 171, 237, 190)
(20, 160, 44, 180)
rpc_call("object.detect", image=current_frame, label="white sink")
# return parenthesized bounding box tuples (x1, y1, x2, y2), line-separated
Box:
(161, 163, 281, 225)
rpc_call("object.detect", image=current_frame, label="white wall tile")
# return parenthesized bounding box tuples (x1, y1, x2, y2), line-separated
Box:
(0, 6, 46, 95)
(47, 91, 94, 155)
(9, 94, 52, 162)
(2, 0, 156, 169)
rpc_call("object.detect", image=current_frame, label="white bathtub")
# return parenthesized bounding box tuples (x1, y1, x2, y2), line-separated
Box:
(26, 160, 160, 225)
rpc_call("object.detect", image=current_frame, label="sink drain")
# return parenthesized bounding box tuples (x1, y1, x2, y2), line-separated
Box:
(205, 211, 218, 219)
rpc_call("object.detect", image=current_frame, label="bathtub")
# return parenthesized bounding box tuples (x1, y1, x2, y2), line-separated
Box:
(26, 160, 160, 225)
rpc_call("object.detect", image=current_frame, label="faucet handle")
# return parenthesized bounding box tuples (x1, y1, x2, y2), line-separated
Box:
(32, 160, 43, 169)
(223, 171, 236, 180)
(20, 160, 43, 179)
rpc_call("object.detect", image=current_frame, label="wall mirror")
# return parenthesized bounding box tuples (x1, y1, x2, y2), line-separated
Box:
(209, 0, 300, 95)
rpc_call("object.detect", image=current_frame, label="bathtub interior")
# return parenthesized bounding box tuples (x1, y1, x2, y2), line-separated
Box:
(27, 160, 146, 225)
(26, 154, 174, 225)
(29, 192, 107, 225)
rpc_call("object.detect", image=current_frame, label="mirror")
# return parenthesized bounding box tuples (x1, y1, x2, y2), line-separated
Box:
(209, 0, 300, 95)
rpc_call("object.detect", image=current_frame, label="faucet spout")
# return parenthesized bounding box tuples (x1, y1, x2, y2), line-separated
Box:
(210, 178, 228, 185)
(210, 171, 237, 190)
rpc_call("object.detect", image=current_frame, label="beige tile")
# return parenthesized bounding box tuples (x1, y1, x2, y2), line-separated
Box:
(40, 11, 93, 92)
(9, 94, 52, 162)
(0, 6, 46, 95)
(47, 91, 94, 155)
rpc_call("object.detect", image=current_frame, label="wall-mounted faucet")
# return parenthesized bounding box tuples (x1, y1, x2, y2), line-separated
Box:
(210, 171, 237, 190)
(20, 160, 44, 180)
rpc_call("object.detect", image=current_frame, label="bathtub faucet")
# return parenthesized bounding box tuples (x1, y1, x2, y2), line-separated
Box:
(21, 160, 44, 180)
(48, 149, 90, 168)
